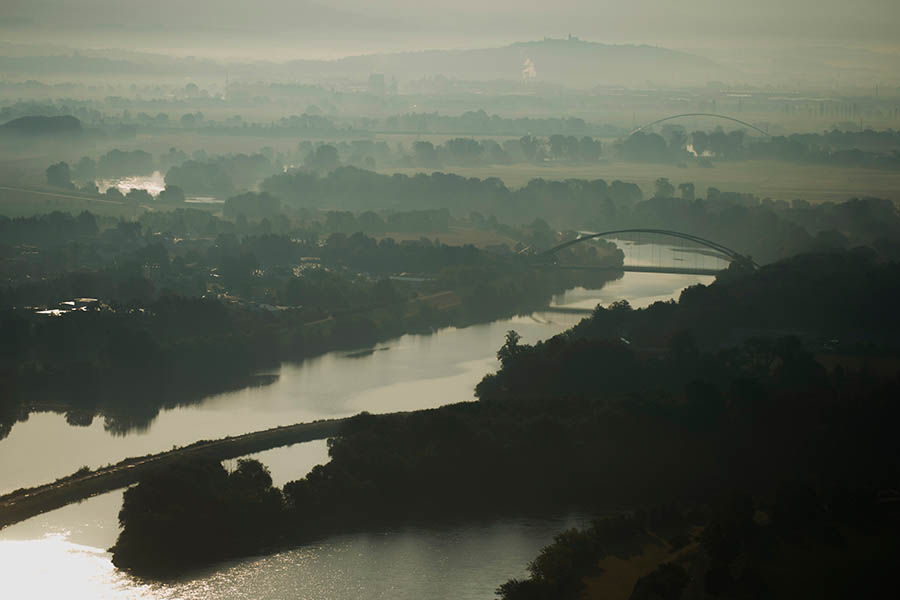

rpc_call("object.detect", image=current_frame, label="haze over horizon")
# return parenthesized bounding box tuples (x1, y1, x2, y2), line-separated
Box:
(3, 0, 900, 61)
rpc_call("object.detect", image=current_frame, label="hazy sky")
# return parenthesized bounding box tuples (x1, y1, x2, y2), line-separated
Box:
(4, 0, 900, 57)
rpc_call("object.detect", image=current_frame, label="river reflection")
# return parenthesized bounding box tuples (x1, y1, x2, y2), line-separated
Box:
(550, 271, 711, 310)
(2, 499, 592, 600)
(96, 171, 166, 196)
(0, 271, 714, 600)
(1, 273, 713, 493)
(0, 312, 581, 494)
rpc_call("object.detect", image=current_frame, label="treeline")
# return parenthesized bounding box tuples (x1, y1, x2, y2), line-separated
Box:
(4, 94, 633, 141)
(294, 134, 605, 172)
(618, 127, 900, 169)
(49, 148, 281, 198)
(224, 193, 450, 234)
(0, 115, 136, 147)
(395, 134, 603, 166)
(261, 166, 642, 226)
(745, 132, 900, 168)
(28, 163, 900, 270)
(0, 102, 103, 126)
(0, 210, 100, 247)
(1, 207, 601, 309)
(1, 215, 206, 304)
(165, 153, 278, 196)
(320, 208, 450, 234)
(39, 164, 900, 269)
(2, 99, 623, 137)
(380, 110, 623, 136)
(42, 151, 900, 270)
(0, 224, 480, 307)
(48, 133, 608, 199)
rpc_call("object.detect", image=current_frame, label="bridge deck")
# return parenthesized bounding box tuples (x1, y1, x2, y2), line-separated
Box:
(533, 264, 723, 276)
(539, 306, 594, 314)
(0, 418, 346, 530)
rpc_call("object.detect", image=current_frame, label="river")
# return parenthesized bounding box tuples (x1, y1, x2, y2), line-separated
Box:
(0, 262, 717, 599)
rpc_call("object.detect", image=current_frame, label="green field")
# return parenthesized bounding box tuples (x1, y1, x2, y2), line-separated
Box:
(379, 159, 900, 205)
(3, 150, 900, 221)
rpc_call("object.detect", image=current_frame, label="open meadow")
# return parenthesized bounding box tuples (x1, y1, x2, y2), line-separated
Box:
(380, 159, 900, 205)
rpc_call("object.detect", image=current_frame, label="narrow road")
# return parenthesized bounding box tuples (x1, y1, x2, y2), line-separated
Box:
(540, 306, 594, 314)
(0, 185, 126, 205)
(0, 417, 347, 530)
(533, 264, 722, 276)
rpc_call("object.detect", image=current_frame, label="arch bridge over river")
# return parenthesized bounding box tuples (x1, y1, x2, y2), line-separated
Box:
(629, 113, 770, 137)
(529, 228, 758, 276)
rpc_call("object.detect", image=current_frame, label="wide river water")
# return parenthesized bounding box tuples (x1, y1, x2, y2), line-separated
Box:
(0, 255, 718, 599)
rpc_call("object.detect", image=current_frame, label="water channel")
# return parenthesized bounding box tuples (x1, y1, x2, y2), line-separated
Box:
(0, 252, 719, 599)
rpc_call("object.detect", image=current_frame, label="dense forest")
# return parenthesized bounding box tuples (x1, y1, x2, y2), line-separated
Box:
(618, 127, 900, 169)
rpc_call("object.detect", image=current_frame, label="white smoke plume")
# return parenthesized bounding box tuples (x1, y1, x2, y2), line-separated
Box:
(522, 57, 537, 80)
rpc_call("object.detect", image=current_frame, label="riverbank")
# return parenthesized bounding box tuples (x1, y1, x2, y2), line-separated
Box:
(1, 264, 622, 442)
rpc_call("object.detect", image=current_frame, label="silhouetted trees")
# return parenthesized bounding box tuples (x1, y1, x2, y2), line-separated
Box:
(45, 162, 74, 189)
(224, 192, 281, 219)
(654, 177, 675, 198)
(261, 166, 642, 227)
(156, 185, 185, 204)
(111, 458, 285, 575)
(165, 160, 233, 196)
(97, 149, 154, 178)
(611, 127, 900, 168)
(304, 144, 340, 173)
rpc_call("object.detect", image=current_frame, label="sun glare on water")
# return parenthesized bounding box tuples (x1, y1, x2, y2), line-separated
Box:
(95, 171, 166, 196)
(0, 534, 155, 600)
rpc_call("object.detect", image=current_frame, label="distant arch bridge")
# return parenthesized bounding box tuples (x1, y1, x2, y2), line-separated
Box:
(630, 113, 770, 137)
(531, 228, 758, 276)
